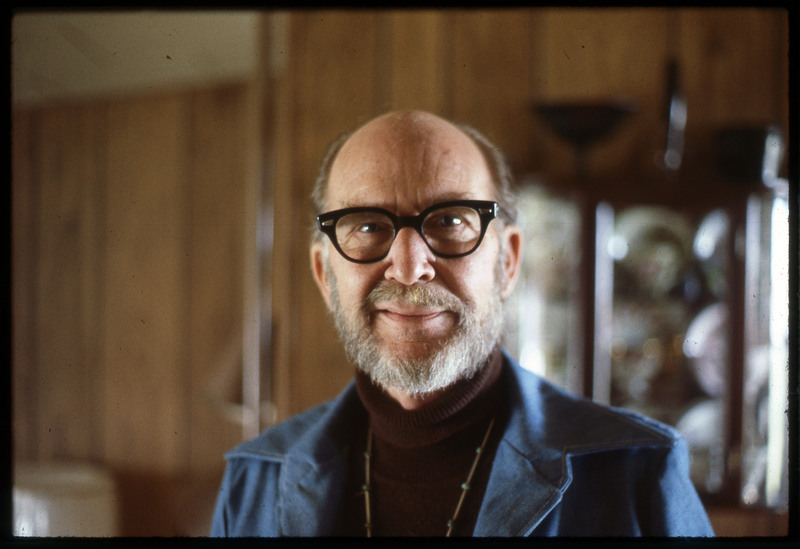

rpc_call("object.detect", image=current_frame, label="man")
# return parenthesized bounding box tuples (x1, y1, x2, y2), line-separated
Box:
(211, 110, 714, 537)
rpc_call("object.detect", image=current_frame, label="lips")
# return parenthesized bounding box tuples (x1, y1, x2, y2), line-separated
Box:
(373, 302, 445, 318)
(372, 303, 456, 340)
(377, 311, 446, 330)
(366, 283, 463, 337)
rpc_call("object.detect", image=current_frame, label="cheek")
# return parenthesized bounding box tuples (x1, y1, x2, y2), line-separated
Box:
(330, 259, 383, 306)
(462, 234, 504, 288)
(437, 255, 499, 302)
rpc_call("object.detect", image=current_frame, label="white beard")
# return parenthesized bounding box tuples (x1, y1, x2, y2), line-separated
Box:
(327, 260, 506, 397)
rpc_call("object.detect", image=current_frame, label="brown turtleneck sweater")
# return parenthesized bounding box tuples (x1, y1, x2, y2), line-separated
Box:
(335, 348, 506, 537)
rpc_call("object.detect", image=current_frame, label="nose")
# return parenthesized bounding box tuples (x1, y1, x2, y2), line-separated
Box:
(383, 227, 436, 285)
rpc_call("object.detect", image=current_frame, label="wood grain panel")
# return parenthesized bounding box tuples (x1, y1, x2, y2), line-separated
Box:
(386, 10, 450, 115)
(679, 9, 789, 132)
(186, 86, 252, 472)
(101, 94, 190, 474)
(269, 11, 295, 422)
(451, 9, 535, 174)
(35, 105, 105, 461)
(175, 86, 256, 534)
(14, 79, 259, 534)
(533, 8, 671, 181)
(12, 109, 39, 461)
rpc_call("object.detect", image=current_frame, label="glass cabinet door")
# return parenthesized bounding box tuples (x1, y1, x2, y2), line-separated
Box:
(508, 179, 582, 394)
(736, 187, 790, 509)
(510, 179, 790, 511)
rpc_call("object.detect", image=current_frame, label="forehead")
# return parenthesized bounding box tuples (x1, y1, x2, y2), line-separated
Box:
(326, 114, 493, 211)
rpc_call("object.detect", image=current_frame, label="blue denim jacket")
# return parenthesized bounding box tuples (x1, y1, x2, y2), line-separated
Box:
(211, 351, 714, 537)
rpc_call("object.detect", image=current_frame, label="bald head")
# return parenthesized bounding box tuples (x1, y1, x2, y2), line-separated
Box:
(311, 110, 517, 232)
(335, 110, 481, 165)
(330, 111, 491, 210)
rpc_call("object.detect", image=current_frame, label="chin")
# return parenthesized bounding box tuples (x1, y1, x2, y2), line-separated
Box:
(377, 338, 445, 362)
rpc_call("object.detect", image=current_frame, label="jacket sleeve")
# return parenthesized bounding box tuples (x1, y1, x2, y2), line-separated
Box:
(645, 436, 714, 536)
(210, 457, 283, 537)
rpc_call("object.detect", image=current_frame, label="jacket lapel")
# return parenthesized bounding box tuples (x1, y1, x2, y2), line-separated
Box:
(273, 385, 361, 536)
(473, 353, 573, 536)
(279, 450, 348, 536)
(473, 441, 567, 536)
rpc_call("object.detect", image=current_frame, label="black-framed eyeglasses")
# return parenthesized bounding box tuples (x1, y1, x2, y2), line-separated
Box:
(317, 200, 498, 264)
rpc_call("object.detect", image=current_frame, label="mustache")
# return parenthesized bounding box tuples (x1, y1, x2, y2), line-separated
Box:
(365, 282, 467, 315)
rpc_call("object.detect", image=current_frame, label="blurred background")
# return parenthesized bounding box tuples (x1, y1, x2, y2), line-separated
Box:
(11, 8, 792, 537)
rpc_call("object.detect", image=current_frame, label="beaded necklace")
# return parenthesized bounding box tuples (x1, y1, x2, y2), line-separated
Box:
(361, 416, 496, 537)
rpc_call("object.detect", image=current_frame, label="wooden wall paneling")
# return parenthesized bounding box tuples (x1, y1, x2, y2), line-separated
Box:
(450, 9, 535, 175)
(78, 106, 108, 465)
(269, 11, 294, 423)
(679, 8, 789, 139)
(36, 105, 105, 462)
(12, 85, 262, 535)
(257, 13, 281, 436)
(101, 95, 190, 476)
(385, 10, 450, 115)
(12, 109, 39, 461)
(535, 9, 671, 100)
(272, 11, 381, 419)
(186, 85, 250, 474)
(525, 11, 557, 177)
(101, 94, 194, 535)
(593, 9, 675, 181)
(372, 13, 394, 114)
(241, 77, 266, 444)
(159, 85, 253, 535)
(291, 12, 353, 418)
(532, 8, 671, 182)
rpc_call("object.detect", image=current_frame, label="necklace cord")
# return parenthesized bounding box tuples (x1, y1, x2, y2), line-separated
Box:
(446, 416, 495, 536)
(364, 428, 373, 537)
(363, 416, 495, 538)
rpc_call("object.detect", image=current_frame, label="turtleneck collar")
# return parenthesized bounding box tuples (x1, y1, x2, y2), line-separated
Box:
(354, 347, 503, 448)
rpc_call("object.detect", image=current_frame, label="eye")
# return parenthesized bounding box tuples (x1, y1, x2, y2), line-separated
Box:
(423, 206, 481, 247)
(336, 212, 395, 248)
(438, 214, 463, 228)
(357, 222, 381, 233)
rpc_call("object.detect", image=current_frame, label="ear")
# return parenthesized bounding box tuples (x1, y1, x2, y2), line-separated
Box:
(500, 225, 523, 300)
(310, 241, 333, 309)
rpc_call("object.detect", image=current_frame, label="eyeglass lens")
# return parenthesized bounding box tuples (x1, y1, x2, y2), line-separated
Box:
(334, 205, 484, 262)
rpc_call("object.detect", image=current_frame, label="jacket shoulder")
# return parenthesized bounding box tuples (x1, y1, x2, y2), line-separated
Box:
(225, 381, 361, 462)
(504, 354, 680, 456)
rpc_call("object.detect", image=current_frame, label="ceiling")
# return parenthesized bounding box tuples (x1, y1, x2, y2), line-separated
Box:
(11, 10, 260, 106)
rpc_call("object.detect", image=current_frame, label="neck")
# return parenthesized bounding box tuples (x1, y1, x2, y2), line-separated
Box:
(354, 347, 503, 448)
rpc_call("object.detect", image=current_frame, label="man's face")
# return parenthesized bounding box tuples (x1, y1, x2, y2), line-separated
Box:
(311, 112, 521, 399)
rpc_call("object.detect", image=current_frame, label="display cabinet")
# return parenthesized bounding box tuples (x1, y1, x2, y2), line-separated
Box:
(507, 100, 790, 515)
